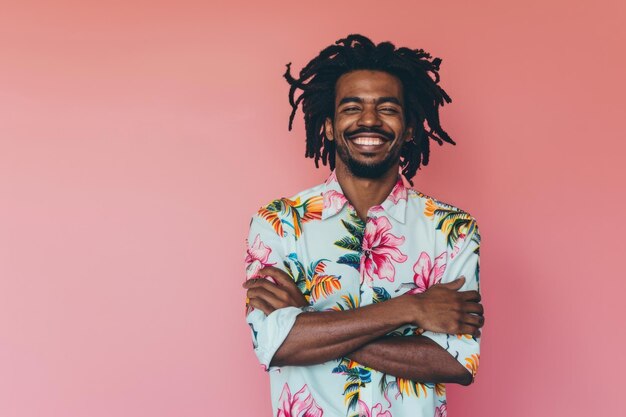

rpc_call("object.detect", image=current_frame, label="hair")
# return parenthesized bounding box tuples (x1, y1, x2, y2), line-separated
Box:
(284, 33, 456, 184)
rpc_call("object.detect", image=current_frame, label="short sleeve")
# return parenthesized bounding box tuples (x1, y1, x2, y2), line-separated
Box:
(244, 212, 303, 371)
(421, 218, 481, 381)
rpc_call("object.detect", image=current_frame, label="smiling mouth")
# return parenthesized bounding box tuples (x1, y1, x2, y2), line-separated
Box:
(350, 136, 387, 146)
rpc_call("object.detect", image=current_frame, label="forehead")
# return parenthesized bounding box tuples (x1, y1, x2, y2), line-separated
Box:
(334, 70, 404, 105)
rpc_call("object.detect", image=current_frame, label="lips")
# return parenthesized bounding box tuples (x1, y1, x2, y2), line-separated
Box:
(346, 132, 391, 149)
(351, 136, 386, 146)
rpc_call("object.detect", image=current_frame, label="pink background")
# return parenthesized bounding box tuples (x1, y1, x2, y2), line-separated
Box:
(1, 1, 624, 416)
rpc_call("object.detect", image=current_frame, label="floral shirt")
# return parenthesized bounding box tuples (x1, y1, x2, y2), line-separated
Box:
(245, 170, 481, 417)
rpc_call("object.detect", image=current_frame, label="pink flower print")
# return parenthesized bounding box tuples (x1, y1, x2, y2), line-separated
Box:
(395, 251, 446, 294)
(361, 216, 407, 284)
(388, 179, 407, 204)
(434, 403, 447, 417)
(357, 400, 369, 417)
(372, 403, 392, 417)
(357, 401, 392, 417)
(277, 383, 324, 417)
(322, 189, 348, 216)
(450, 233, 467, 260)
(245, 234, 275, 279)
(324, 169, 339, 186)
(412, 251, 447, 293)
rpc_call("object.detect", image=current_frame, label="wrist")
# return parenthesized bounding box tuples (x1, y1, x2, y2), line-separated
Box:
(389, 294, 420, 327)
(401, 292, 425, 327)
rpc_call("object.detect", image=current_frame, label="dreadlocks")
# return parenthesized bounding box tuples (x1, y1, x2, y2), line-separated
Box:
(284, 33, 455, 185)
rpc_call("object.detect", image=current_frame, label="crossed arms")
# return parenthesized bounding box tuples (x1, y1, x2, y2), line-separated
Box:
(244, 215, 484, 385)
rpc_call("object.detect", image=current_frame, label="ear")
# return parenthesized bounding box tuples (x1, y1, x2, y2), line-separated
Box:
(324, 117, 334, 141)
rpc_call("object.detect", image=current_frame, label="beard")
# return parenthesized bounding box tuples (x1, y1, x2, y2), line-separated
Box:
(335, 137, 404, 179)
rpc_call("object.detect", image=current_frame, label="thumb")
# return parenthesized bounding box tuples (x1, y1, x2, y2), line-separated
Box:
(438, 276, 466, 290)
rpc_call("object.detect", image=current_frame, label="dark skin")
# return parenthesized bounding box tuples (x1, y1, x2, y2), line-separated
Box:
(243, 70, 484, 385)
(244, 267, 482, 384)
(325, 70, 414, 221)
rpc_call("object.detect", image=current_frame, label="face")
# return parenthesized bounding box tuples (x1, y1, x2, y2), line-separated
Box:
(324, 70, 413, 179)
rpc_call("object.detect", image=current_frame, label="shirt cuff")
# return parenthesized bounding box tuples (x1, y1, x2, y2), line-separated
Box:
(250, 306, 303, 371)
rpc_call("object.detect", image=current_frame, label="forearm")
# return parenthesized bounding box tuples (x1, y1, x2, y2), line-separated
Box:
(270, 296, 410, 367)
(347, 335, 473, 385)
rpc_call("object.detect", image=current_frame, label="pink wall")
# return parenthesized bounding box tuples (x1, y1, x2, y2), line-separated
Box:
(1, 1, 624, 416)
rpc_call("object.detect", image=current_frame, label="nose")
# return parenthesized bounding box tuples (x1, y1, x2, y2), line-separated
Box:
(357, 105, 382, 127)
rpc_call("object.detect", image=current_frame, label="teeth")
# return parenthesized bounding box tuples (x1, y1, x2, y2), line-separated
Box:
(352, 137, 384, 146)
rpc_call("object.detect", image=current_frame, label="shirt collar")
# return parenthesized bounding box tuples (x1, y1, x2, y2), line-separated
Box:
(321, 170, 408, 223)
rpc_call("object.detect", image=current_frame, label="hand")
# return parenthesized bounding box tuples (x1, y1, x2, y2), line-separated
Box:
(407, 276, 484, 338)
(242, 266, 309, 315)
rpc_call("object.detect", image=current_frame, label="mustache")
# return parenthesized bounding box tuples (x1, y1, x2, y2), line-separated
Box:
(345, 127, 394, 141)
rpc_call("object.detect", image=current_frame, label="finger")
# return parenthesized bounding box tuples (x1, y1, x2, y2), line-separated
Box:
(463, 302, 484, 316)
(268, 275, 306, 302)
(258, 266, 291, 282)
(244, 279, 286, 298)
(259, 265, 288, 276)
(460, 290, 481, 302)
(438, 276, 465, 290)
(468, 328, 482, 338)
(258, 267, 308, 304)
(463, 313, 485, 328)
(252, 267, 281, 284)
(458, 323, 479, 335)
(248, 278, 308, 309)
(242, 278, 265, 288)
(247, 286, 287, 308)
(264, 268, 298, 288)
(248, 296, 275, 315)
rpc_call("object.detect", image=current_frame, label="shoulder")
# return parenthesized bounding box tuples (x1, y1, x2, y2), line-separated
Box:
(407, 188, 481, 244)
(252, 181, 325, 219)
(249, 181, 325, 239)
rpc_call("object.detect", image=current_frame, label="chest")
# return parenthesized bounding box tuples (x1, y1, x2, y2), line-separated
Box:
(283, 208, 445, 313)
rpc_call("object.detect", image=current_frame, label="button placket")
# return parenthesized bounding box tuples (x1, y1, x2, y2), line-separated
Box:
(360, 215, 376, 303)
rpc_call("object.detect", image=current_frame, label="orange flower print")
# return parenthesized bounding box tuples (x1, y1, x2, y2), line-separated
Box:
(465, 353, 480, 378)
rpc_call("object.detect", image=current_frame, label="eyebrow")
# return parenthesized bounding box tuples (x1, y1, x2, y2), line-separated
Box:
(338, 96, 403, 106)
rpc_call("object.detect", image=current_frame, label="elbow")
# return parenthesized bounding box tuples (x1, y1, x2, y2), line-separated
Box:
(455, 352, 479, 386)
(270, 343, 301, 367)
(269, 347, 287, 368)
(448, 359, 475, 386)
(457, 369, 475, 386)
(269, 356, 286, 368)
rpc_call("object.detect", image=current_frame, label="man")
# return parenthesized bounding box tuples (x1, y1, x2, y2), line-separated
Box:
(243, 34, 483, 417)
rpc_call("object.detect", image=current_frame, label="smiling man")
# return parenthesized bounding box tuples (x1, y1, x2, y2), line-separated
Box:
(243, 34, 483, 417)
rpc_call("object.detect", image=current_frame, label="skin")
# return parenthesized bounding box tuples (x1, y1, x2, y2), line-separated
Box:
(243, 70, 484, 385)
(244, 268, 482, 384)
(324, 70, 413, 221)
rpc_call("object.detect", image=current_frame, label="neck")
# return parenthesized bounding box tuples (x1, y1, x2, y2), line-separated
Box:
(334, 161, 400, 221)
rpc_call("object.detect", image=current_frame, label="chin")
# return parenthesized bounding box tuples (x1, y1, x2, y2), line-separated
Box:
(346, 159, 395, 179)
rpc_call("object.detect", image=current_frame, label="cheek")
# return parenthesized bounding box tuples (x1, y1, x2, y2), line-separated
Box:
(334, 115, 356, 130)
(389, 118, 405, 132)
(335, 126, 352, 140)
